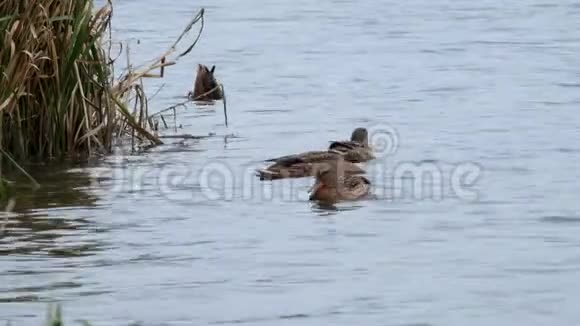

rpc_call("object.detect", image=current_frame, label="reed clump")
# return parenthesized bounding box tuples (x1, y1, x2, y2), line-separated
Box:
(0, 0, 196, 161)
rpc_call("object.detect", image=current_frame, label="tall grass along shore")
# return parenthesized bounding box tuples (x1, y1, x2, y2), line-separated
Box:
(0, 0, 205, 161)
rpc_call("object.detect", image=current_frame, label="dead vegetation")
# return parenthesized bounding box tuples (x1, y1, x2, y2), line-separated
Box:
(0, 0, 208, 161)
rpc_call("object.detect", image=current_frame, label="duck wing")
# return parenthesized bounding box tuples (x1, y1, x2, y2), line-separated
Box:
(265, 151, 341, 166)
(342, 147, 375, 163)
(328, 140, 365, 152)
(256, 163, 313, 180)
(258, 154, 364, 181)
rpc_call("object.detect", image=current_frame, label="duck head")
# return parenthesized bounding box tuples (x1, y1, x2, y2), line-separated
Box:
(350, 127, 369, 146)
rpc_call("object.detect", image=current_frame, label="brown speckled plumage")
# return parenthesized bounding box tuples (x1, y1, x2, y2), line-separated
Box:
(309, 158, 371, 202)
(192, 64, 222, 101)
(256, 128, 374, 180)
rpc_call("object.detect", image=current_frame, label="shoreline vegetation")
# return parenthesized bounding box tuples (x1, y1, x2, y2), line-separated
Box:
(0, 0, 214, 199)
(1, 1, 226, 323)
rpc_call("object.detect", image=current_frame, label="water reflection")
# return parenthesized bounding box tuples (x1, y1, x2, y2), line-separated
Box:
(8, 162, 100, 210)
(310, 201, 366, 216)
(0, 162, 105, 257)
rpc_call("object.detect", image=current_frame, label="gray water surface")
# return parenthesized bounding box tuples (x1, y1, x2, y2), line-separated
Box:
(2, 0, 580, 325)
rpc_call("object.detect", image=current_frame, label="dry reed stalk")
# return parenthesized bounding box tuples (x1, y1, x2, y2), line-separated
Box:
(0, 0, 206, 160)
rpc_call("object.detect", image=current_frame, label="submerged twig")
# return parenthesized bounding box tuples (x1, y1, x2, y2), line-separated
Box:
(0, 149, 39, 189)
(221, 83, 228, 127)
(160, 115, 168, 129)
(173, 107, 177, 132)
(159, 134, 211, 140)
(150, 99, 189, 118)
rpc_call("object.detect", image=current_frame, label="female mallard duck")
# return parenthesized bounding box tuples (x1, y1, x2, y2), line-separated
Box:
(256, 127, 374, 180)
(257, 151, 364, 180)
(309, 158, 371, 202)
(190, 64, 222, 101)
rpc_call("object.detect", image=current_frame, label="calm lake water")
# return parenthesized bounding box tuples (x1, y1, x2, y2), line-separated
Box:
(2, 0, 580, 325)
